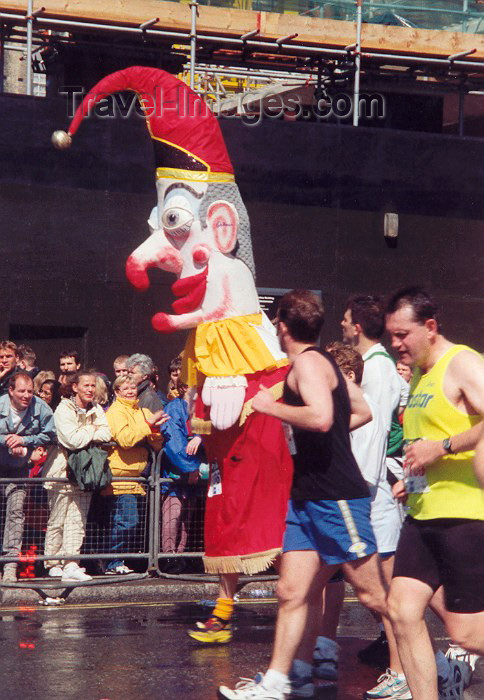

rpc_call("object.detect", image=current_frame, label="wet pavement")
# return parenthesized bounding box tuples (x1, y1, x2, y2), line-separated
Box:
(0, 593, 482, 700)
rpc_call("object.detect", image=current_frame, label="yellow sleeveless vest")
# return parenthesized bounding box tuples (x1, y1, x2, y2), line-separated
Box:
(404, 344, 484, 520)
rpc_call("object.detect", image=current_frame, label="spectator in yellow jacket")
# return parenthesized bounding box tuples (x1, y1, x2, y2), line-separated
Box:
(103, 375, 166, 574)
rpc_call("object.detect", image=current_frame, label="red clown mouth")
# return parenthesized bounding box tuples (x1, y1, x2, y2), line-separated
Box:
(171, 268, 208, 314)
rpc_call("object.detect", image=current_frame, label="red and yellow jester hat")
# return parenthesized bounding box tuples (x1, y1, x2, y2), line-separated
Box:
(58, 65, 235, 185)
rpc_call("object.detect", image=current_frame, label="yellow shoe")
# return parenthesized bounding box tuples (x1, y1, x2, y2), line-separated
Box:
(187, 616, 232, 644)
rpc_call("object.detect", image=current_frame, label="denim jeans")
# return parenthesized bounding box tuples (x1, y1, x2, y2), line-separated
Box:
(106, 494, 139, 571)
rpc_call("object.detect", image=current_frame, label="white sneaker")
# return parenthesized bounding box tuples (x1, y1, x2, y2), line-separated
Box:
(105, 565, 134, 575)
(218, 673, 290, 700)
(61, 564, 92, 582)
(364, 669, 412, 699)
(445, 643, 479, 683)
(48, 566, 64, 578)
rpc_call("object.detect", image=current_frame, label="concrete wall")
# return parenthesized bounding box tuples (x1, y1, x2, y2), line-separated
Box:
(0, 92, 483, 376)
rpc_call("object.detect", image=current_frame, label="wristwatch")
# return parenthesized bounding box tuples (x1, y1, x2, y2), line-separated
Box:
(442, 437, 454, 454)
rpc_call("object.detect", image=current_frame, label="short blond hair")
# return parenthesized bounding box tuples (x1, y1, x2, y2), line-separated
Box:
(113, 354, 129, 368)
(95, 375, 109, 406)
(0, 340, 18, 355)
(113, 375, 136, 392)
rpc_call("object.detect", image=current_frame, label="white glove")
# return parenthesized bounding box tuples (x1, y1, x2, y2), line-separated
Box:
(202, 376, 248, 431)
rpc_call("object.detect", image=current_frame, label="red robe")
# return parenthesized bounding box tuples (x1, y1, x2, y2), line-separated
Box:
(194, 366, 293, 574)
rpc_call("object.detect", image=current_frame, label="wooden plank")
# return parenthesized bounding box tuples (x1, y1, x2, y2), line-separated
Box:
(260, 13, 484, 59)
(0, 0, 257, 34)
(1, 0, 483, 59)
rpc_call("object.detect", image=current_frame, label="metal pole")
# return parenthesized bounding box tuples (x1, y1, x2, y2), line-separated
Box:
(1, 11, 484, 72)
(458, 88, 465, 137)
(353, 0, 363, 127)
(0, 29, 4, 93)
(26, 0, 33, 95)
(150, 449, 162, 572)
(316, 59, 323, 112)
(462, 0, 468, 32)
(189, 2, 198, 91)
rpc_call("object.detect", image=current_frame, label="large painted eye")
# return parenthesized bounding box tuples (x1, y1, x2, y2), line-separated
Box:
(162, 207, 194, 237)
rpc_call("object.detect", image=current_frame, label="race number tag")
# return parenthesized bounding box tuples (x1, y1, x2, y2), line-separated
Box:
(403, 437, 430, 494)
(283, 422, 297, 456)
(207, 459, 222, 498)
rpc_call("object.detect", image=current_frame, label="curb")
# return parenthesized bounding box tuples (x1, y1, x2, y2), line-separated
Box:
(0, 577, 278, 606)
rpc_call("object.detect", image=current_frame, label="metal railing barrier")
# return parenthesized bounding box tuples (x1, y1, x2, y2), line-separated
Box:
(0, 446, 277, 601)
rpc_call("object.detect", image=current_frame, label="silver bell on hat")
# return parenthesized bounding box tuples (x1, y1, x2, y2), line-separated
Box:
(51, 130, 72, 150)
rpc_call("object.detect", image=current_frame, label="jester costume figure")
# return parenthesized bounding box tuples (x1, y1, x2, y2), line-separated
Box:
(55, 66, 293, 641)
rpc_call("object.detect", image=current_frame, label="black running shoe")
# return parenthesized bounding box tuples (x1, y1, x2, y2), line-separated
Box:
(357, 631, 390, 668)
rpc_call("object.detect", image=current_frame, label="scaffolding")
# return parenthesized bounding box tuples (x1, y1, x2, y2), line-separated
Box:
(1, 1, 484, 131)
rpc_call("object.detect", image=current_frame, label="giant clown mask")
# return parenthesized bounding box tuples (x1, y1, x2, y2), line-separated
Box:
(53, 66, 293, 576)
(54, 66, 285, 431)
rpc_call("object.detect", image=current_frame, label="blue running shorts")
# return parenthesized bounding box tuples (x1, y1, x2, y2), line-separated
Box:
(283, 497, 378, 565)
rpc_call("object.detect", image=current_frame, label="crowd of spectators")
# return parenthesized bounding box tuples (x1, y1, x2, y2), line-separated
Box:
(0, 327, 412, 585)
(0, 341, 207, 582)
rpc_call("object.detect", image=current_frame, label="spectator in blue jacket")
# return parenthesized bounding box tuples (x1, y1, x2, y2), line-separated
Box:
(160, 381, 204, 574)
(0, 371, 56, 581)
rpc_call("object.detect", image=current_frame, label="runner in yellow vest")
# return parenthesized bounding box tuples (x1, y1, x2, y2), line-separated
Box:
(474, 422, 484, 489)
(385, 286, 484, 700)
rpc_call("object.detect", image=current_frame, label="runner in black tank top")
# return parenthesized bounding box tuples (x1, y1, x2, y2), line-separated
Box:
(218, 290, 388, 700)
(283, 346, 369, 502)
